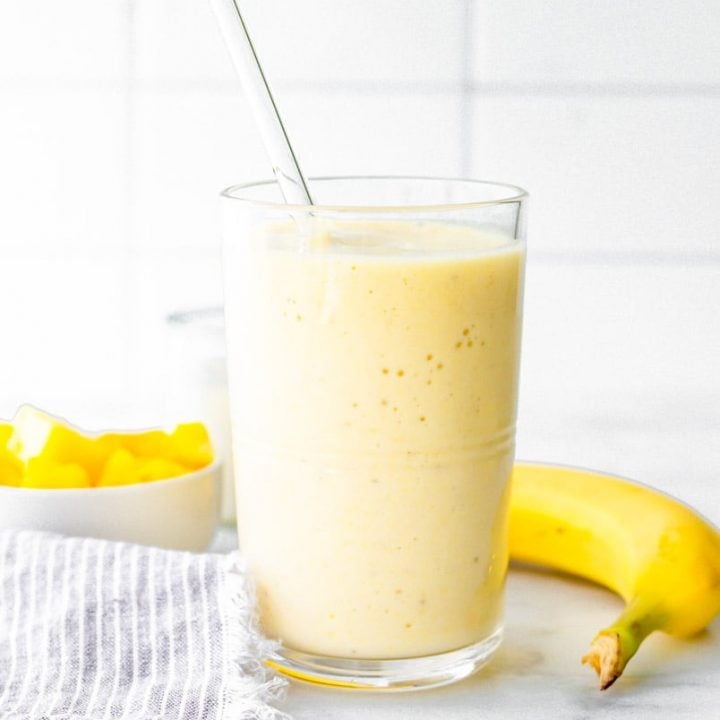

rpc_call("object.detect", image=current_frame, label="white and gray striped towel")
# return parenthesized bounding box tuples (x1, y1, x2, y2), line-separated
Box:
(0, 530, 287, 720)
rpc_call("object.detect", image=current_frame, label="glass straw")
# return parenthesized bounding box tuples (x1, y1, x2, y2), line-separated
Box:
(210, 0, 314, 205)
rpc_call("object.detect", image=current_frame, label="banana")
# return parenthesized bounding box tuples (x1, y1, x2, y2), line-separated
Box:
(509, 462, 720, 689)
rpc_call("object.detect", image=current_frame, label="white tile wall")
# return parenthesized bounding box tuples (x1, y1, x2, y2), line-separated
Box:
(0, 1, 127, 82)
(0, 90, 128, 250)
(0, 247, 129, 424)
(133, 0, 465, 86)
(278, 89, 463, 178)
(133, 0, 234, 85)
(0, 0, 717, 516)
(239, 0, 465, 86)
(472, 1, 720, 85)
(468, 95, 720, 256)
(130, 92, 266, 250)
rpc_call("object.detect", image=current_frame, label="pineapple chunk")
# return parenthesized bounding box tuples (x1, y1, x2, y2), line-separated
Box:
(0, 422, 12, 448)
(0, 447, 23, 486)
(23, 457, 91, 489)
(169, 423, 214, 470)
(99, 448, 188, 487)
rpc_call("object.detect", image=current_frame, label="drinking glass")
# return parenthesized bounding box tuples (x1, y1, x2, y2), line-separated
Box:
(221, 177, 527, 689)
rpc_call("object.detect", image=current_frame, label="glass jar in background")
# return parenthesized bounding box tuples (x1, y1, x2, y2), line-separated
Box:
(165, 308, 235, 524)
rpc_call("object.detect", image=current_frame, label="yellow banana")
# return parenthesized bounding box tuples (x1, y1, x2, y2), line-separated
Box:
(510, 462, 720, 689)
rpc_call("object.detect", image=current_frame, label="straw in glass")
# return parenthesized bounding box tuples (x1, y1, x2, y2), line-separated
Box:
(210, 0, 314, 206)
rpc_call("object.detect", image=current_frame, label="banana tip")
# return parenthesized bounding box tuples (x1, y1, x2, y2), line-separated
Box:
(582, 633, 622, 690)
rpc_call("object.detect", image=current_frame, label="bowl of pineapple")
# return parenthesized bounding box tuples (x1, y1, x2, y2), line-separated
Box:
(0, 406, 221, 551)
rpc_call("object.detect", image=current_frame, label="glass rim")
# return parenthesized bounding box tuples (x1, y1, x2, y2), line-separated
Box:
(220, 175, 528, 214)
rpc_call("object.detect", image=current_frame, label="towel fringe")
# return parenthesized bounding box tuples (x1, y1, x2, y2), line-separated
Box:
(220, 551, 290, 720)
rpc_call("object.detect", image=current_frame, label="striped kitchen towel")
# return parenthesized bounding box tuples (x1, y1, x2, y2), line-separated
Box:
(0, 530, 288, 720)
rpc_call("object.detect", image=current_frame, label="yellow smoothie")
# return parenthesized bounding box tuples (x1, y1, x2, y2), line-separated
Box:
(225, 220, 525, 659)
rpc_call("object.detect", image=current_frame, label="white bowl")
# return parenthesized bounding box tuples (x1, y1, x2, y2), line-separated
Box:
(0, 460, 222, 551)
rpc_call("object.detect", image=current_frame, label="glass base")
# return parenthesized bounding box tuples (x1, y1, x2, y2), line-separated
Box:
(266, 628, 503, 691)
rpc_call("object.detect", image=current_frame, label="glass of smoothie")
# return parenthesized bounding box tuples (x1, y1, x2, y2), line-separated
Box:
(221, 177, 527, 689)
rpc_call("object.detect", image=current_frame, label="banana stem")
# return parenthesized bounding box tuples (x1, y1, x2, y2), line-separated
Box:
(582, 597, 665, 689)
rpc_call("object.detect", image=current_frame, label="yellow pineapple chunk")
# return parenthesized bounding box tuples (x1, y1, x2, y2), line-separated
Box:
(99, 448, 189, 487)
(0, 422, 12, 448)
(170, 423, 213, 470)
(23, 458, 91, 489)
(0, 448, 23, 486)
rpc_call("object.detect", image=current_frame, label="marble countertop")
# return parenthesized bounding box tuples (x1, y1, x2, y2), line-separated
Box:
(212, 528, 720, 720)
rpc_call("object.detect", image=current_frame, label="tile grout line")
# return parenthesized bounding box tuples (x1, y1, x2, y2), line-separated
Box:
(6, 77, 720, 98)
(121, 0, 137, 399)
(459, 0, 475, 177)
(527, 249, 720, 267)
